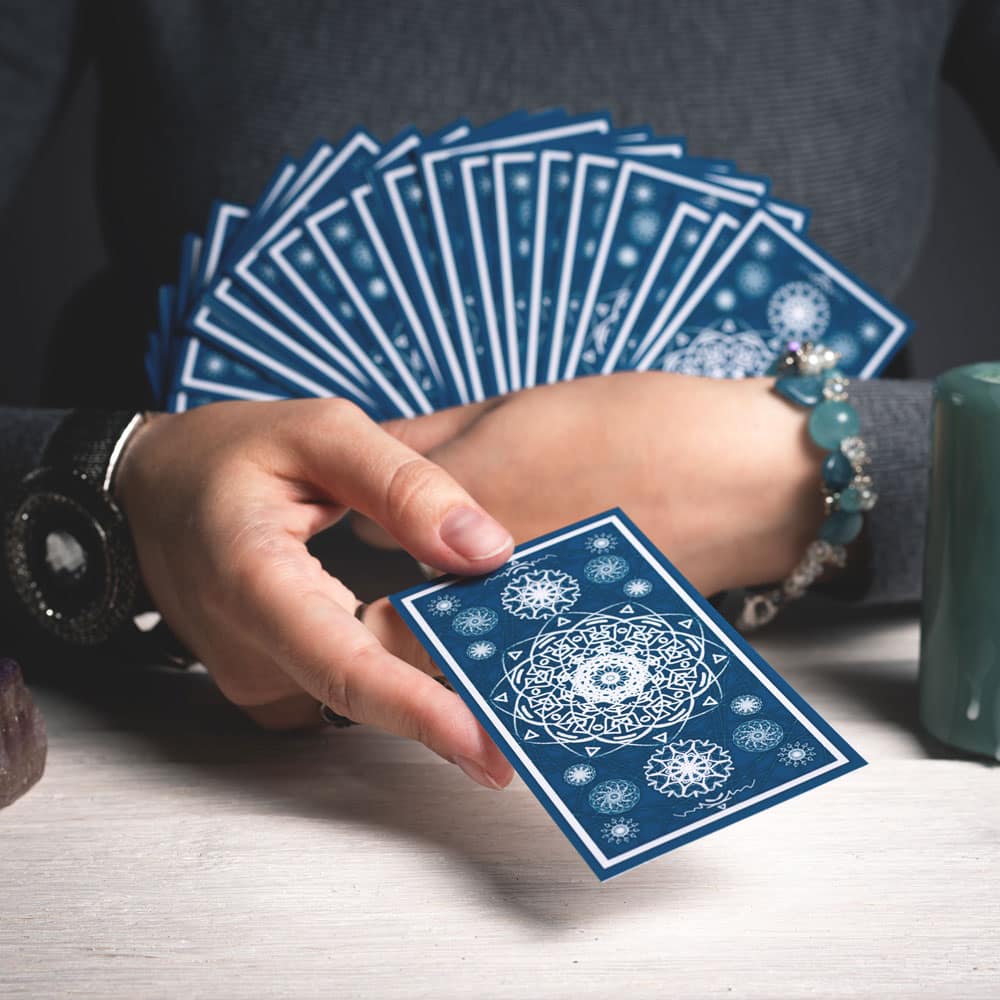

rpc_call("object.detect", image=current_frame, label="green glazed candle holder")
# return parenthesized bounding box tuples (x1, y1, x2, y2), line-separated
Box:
(919, 362, 1000, 759)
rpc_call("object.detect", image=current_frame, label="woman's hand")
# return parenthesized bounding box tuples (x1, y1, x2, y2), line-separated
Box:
(114, 398, 515, 790)
(359, 373, 825, 596)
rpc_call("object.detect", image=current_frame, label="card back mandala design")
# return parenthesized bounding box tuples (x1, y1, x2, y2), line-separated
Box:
(392, 509, 866, 880)
(489, 601, 727, 757)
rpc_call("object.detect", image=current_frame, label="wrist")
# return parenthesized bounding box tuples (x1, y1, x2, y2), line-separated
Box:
(722, 377, 826, 590)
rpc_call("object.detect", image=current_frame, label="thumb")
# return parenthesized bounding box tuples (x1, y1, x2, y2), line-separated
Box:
(293, 400, 513, 575)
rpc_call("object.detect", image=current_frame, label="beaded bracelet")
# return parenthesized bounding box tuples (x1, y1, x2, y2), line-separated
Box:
(737, 340, 878, 632)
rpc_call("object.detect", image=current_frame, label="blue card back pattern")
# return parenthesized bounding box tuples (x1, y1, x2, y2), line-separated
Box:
(391, 510, 865, 881)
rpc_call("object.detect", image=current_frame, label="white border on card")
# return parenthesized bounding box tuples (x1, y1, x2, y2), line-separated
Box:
(637, 210, 908, 375)
(533, 150, 573, 386)
(401, 512, 850, 873)
(383, 163, 471, 404)
(354, 184, 445, 388)
(630, 212, 741, 364)
(600, 202, 711, 373)
(493, 151, 536, 391)
(460, 156, 509, 395)
(179, 340, 285, 401)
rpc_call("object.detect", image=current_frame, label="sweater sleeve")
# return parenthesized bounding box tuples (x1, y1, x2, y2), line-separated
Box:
(843, 378, 934, 605)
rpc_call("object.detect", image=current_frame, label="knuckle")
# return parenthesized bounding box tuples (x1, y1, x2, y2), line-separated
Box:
(383, 456, 442, 526)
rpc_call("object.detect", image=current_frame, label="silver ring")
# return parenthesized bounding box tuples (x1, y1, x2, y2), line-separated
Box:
(318, 602, 371, 726)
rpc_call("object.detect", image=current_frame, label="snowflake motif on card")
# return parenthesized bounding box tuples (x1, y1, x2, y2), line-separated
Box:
(486, 554, 555, 582)
(477, 173, 493, 195)
(736, 261, 771, 297)
(466, 640, 497, 661)
(427, 594, 462, 617)
(767, 281, 830, 339)
(616, 245, 640, 268)
(501, 570, 581, 620)
(491, 602, 728, 756)
(682, 226, 702, 248)
(406, 182, 423, 204)
(338, 301, 355, 319)
(644, 740, 733, 798)
(330, 221, 353, 243)
(351, 241, 376, 271)
(622, 578, 653, 598)
(859, 320, 881, 342)
(517, 237, 531, 258)
(732, 718, 784, 752)
(588, 778, 640, 814)
(629, 210, 661, 245)
(510, 171, 532, 193)
(752, 235, 776, 259)
(563, 762, 597, 787)
(368, 276, 389, 300)
(591, 174, 613, 195)
(295, 245, 317, 268)
(824, 331, 859, 367)
(714, 288, 737, 311)
(584, 555, 630, 584)
(730, 693, 763, 716)
(661, 324, 776, 379)
(584, 533, 617, 554)
(582, 239, 597, 259)
(778, 741, 817, 767)
(602, 817, 640, 845)
(631, 182, 655, 204)
(205, 356, 227, 376)
(452, 606, 499, 637)
(555, 169, 571, 189)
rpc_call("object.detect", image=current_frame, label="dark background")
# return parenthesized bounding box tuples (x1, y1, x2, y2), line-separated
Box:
(1, 74, 999, 405)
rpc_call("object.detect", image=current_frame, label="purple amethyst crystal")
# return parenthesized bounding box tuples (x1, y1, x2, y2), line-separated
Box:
(0, 658, 47, 808)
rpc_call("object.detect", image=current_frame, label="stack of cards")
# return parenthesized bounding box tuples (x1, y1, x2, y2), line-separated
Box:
(146, 109, 912, 414)
(392, 510, 866, 880)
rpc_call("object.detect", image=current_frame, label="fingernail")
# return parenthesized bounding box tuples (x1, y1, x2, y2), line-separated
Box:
(453, 755, 505, 790)
(439, 506, 513, 561)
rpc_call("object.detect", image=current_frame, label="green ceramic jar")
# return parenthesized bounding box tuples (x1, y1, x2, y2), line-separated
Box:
(919, 362, 1000, 759)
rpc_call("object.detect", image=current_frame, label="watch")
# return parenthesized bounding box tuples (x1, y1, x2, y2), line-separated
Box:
(5, 410, 150, 646)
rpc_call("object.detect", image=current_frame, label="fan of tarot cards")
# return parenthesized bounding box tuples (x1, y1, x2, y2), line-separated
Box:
(145, 109, 912, 414)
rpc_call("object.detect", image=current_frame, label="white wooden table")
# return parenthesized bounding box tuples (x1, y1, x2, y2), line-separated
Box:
(2, 605, 998, 999)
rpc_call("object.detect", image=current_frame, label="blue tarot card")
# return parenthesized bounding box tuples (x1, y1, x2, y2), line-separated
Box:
(494, 151, 541, 389)
(533, 150, 577, 384)
(562, 161, 761, 379)
(391, 509, 866, 881)
(638, 210, 913, 378)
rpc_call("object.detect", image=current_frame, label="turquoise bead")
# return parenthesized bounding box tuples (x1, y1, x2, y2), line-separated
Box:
(839, 486, 864, 513)
(774, 375, 824, 407)
(819, 510, 863, 545)
(821, 451, 854, 490)
(808, 400, 860, 450)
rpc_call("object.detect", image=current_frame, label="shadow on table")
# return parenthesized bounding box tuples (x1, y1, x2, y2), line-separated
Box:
(28, 656, 727, 927)
(761, 600, 997, 764)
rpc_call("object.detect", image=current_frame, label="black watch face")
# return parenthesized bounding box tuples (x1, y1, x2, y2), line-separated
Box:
(19, 493, 108, 619)
(6, 470, 138, 644)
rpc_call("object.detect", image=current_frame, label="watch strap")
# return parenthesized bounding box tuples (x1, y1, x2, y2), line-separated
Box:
(42, 410, 143, 493)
